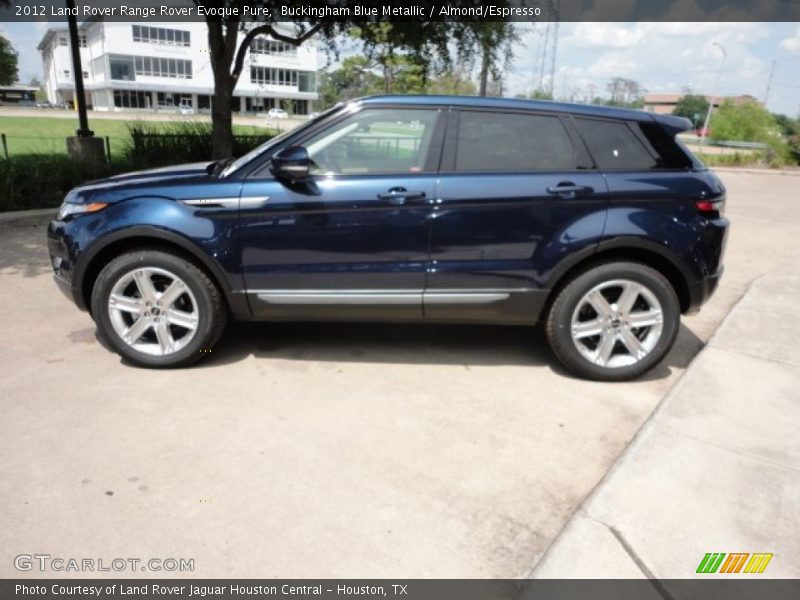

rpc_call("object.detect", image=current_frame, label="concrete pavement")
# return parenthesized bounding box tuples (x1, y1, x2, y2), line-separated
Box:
(532, 267, 800, 579)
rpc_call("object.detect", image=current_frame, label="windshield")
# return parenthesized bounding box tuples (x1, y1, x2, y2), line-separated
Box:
(218, 129, 295, 178)
(219, 104, 345, 178)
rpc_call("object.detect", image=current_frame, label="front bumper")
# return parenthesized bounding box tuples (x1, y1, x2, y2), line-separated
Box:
(47, 220, 87, 311)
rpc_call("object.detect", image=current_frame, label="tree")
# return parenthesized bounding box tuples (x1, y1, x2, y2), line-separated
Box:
(194, 2, 521, 158)
(193, 2, 332, 158)
(710, 100, 780, 143)
(518, 89, 554, 101)
(606, 77, 644, 107)
(348, 25, 430, 95)
(467, 23, 517, 96)
(0, 34, 18, 86)
(317, 55, 383, 109)
(673, 94, 709, 126)
(771, 113, 799, 138)
(318, 58, 477, 109)
(711, 99, 790, 164)
(426, 68, 476, 96)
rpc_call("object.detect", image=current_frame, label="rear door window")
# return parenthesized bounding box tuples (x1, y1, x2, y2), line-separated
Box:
(574, 118, 658, 170)
(454, 111, 578, 172)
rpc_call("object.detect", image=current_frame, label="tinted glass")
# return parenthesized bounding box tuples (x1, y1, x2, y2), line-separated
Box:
(455, 111, 577, 172)
(575, 118, 658, 170)
(635, 122, 694, 169)
(303, 109, 440, 175)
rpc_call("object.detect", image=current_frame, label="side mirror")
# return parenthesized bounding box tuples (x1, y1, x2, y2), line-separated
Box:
(271, 146, 311, 182)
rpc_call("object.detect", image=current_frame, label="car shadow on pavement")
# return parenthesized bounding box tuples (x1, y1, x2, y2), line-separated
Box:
(182, 320, 705, 381)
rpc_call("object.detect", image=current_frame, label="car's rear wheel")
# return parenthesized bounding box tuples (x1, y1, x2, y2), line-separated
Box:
(546, 262, 680, 381)
(91, 249, 227, 368)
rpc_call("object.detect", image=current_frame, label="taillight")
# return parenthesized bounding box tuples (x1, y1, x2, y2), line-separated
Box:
(694, 197, 725, 218)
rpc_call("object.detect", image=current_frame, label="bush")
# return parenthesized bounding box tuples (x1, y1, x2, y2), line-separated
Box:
(695, 152, 755, 167)
(0, 154, 130, 212)
(788, 135, 800, 165)
(0, 125, 280, 212)
(710, 99, 792, 166)
(125, 122, 277, 169)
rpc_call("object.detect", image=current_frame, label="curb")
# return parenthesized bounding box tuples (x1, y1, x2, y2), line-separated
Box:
(0, 208, 56, 227)
(526, 274, 759, 578)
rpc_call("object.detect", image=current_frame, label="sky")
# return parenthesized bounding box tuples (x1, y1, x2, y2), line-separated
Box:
(2, 21, 799, 117)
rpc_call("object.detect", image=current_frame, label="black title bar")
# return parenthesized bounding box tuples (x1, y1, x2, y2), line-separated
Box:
(1, 0, 800, 23)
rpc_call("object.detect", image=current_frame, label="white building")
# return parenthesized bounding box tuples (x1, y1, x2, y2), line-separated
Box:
(38, 21, 318, 115)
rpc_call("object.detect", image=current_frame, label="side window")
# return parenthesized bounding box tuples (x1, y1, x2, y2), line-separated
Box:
(635, 122, 693, 169)
(455, 111, 578, 172)
(574, 118, 658, 170)
(302, 109, 440, 175)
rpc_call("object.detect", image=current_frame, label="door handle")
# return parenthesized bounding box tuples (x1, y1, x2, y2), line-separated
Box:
(546, 183, 594, 199)
(377, 187, 426, 206)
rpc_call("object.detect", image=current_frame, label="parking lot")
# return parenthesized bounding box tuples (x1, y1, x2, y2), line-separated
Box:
(1, 171, 798, 578)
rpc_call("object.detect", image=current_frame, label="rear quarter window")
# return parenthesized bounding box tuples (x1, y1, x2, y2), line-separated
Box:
(635, 122, 694, 169)
(574, 118, 657, 170)
(575, 118, 694, 170)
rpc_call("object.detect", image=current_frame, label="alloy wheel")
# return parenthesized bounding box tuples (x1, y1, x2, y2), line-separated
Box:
(570, 279, 664, 369)
(107, 267, 199, 356)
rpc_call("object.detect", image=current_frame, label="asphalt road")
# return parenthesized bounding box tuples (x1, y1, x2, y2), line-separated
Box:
(1, 171, 798, 578)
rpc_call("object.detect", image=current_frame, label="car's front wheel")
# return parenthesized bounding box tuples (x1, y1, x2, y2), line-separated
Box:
(91, 249, 227, 368)
(546, 262, 680, 381)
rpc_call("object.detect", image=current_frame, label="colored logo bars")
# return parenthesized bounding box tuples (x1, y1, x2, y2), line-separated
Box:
(696, 553, 773, 574)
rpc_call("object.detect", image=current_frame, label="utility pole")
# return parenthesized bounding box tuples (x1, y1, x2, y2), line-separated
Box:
(764, 60, 776, 106)
(701, 42, 726, 145)
(536, 0, 560, 96)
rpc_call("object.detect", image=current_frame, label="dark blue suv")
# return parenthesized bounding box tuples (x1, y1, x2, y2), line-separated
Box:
(47, 95, 728, 380)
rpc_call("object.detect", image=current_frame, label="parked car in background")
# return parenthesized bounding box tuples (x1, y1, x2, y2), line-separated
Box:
(17, 100, 35, 108)
(35, 101, 53, 109)
(47, 95, 728, 380)
(307, 112, 321, 120)
(267, 108, 288, 120)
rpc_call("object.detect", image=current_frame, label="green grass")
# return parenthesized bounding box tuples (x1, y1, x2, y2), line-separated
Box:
(0, 116, 265, 156)
(695, 151, 761, 167)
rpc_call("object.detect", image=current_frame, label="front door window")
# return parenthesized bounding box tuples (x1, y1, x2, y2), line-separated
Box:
(301, 109, 440, 176)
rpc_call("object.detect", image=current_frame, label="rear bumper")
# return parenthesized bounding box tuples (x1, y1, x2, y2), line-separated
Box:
(683, 212, 728, 313)
(686, 266, 723, 314)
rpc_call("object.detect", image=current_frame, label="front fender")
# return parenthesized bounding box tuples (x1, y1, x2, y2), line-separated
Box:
(53, 197, 244, 314)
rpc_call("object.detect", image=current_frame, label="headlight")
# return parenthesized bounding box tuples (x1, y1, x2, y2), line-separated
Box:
(57, 201, 108, 220)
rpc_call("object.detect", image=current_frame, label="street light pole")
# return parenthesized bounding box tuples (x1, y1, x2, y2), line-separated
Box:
(700, 42, 726, 145)
(65, 0, 92, 137)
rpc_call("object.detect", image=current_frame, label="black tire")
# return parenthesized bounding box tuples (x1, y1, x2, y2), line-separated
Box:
(545, 261, 680, 381)
(91, 249, 227, 368)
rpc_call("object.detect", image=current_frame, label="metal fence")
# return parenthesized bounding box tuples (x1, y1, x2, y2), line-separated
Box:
(0, 132, 272, 164)
(0, 133, 113, 160)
